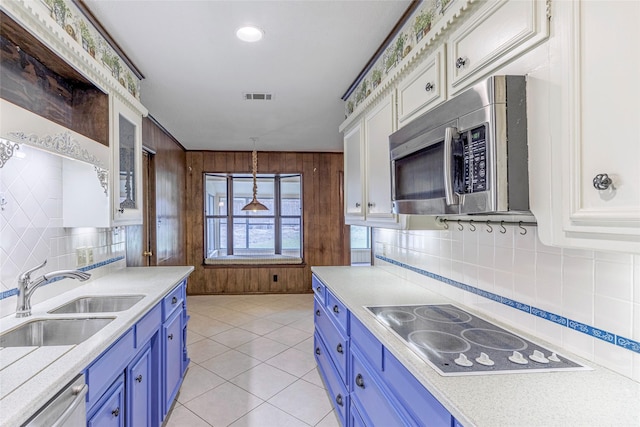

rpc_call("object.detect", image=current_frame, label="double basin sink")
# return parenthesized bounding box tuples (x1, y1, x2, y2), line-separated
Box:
(0, 295, 144, 347)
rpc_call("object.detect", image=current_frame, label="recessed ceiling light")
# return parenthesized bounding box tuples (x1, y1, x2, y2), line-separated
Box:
(236, 26, 264, 42)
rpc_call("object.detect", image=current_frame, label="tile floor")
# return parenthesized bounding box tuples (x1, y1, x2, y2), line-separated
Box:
(164, 293, 340, 427)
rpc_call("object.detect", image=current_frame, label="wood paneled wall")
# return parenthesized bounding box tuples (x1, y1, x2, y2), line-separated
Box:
(185, 151, 349, 294)
(140, 116, 187, 266)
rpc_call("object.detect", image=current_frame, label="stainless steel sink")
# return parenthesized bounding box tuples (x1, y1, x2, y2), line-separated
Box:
(0, 318, 114, 347)
(48, 295, 145, 314)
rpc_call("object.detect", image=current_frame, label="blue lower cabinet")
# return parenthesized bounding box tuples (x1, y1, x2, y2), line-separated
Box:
(128, 346, 152, 426)
(163, 308, 183, 415)
(88, 374, 125, 427)
(314, 332, 349, 425)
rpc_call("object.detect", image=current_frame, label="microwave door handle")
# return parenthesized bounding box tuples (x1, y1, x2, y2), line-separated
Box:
(444, 127, 459, 206)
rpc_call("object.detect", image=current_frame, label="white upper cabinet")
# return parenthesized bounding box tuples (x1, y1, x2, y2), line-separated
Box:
(397, 45, 446, 126)
(111, 94, 144, 225)
(540, 0, 640, 252)
(447, 0, 549, 95)
(344, 121, 365, 222)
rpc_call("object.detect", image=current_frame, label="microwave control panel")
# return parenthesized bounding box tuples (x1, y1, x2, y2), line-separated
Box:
(462, 125, 487, 193)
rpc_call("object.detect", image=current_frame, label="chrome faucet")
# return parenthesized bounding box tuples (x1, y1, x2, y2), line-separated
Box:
(15, 260, 91, 318)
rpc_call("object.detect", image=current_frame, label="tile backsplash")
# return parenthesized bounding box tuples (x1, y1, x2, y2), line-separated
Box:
(0, 144, 125, 317)
(373, 225, 640, 382)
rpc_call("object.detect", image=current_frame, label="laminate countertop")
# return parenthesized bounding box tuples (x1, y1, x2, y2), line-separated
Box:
(0, 266, 194, 427)
(311, 266, 640, 427)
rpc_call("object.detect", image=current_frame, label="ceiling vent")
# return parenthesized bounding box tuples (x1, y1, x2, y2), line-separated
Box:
(243, 93, 273, 101)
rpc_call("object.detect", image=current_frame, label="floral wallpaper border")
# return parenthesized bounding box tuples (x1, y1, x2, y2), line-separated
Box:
(41, 0, 141, 99)
(344, 0, 454, 117)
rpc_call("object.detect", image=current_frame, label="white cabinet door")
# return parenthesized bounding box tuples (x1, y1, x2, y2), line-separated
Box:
(397, 45, 446, 126)
(555, 0, 640, 252)
(344, 122, 365, 222)
(364, 93, 396, 224)
(111, 95, 143, 225)
(448, 0, 549, 95)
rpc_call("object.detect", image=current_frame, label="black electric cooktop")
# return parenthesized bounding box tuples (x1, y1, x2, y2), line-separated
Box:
(367, 304, 589, 376)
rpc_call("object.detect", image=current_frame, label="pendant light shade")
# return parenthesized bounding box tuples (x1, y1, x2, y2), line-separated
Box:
(242, 142, 268, 212)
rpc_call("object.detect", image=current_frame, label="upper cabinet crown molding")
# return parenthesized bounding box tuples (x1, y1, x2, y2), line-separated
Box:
(0, 0, 148, 117)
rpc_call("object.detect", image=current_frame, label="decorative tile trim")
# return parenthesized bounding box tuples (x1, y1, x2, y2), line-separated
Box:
(0, 256, 125, 301)
(376, 254, 640, 355)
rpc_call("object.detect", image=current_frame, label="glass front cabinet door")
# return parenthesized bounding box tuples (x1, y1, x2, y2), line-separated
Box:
(111, 95, 143, 225)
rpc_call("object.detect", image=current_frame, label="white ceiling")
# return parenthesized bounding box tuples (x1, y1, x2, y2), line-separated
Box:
(83, 0, 413, 152)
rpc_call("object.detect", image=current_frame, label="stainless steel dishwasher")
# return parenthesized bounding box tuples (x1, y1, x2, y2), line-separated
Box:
(22, 374, 88, 427)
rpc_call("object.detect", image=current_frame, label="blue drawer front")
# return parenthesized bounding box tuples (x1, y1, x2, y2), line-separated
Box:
(351, 346, 410, 427)
(312, 274, 326, 304)
(383, 349, 452, 427)
(351, 314, 383, 372)
(326, 290, 348, 334)
(314, 332, 348, 425)
(314, 299, 348, 384)
(163, 282, 184, 321)
(135, 303, 161, 348)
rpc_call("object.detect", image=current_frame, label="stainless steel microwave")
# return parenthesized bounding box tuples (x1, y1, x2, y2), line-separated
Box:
(389, 75, 530, 215)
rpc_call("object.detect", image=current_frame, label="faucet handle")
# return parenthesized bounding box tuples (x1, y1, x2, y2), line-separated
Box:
(19, 259, 47, 282)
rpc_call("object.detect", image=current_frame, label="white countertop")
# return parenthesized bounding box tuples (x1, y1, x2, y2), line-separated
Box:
(0, 266, 194, 427)
(311, 266, 640, 427)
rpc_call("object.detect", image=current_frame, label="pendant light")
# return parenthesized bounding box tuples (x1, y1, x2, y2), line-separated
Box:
(242, 138, 268, 211)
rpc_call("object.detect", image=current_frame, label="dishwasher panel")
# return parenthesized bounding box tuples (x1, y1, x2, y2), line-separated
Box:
(23, 374, 87, 427)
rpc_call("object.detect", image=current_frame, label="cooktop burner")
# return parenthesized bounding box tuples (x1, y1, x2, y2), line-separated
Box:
(367, 304, 589, 376)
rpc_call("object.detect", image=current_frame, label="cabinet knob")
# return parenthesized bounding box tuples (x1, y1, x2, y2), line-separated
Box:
(367, 202, 375, 208)
(315, 309, 321, 316)
(593, 173, 613, 190)
(335, 394, 344, 407)
(143, 251, 153, 257)
(455, 57, 467, 69)
(425, 82, 435, 92)
(135, 375, 143, 383)
(315, 347, 321, 356)
(112, 407, 120, 417)
(355, 373, 365, 388)
(355, 202, 361, 208)
(172, 296, 178, 304)
(333, 305, 340, 314)
(118, 207, 125, 214)
(315, 286, 321, 293)
(168, 333, 174, 340)
(336, 343, 344, 354)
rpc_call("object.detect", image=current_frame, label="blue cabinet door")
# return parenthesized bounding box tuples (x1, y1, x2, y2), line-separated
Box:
(88, 375, 125, 427)
(163, 309, 183, 415)
(128, 346, 152, 427)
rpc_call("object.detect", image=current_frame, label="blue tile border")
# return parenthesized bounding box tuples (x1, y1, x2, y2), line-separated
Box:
(0, 256, 125, 301)
(375, 254, 640, 355)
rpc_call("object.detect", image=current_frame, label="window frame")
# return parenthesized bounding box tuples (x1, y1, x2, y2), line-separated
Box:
(203, 172, 303, 262)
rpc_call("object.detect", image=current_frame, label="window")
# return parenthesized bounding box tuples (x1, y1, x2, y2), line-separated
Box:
(204, 173, 302, 263)
(350, 225, 370, 249)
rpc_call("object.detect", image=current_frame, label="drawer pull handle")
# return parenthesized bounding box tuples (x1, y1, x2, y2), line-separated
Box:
(333, 305, 339, 314)
(172, 296, 178, 304)
(112, 407, 120, 417)
(315, 347, 321, 356)
(425, 82, 435, 92)
(316, 286, 321, 293)
(335, 394, 344, 406)
(336, 343, 344, 354)
(455, 57, 467, 68)
(168, 333, 174, 340)
(315, 309, 321, 317)
(355, 373, 365, 389)
(135, 375, 143, 383)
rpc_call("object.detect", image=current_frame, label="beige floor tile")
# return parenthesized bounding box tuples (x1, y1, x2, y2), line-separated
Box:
(235, 337, 290, 361)
(265, 347, 317, 378)
(164, 404, 211, 427)
(315, 410, 341, 427)
(301, 367, 324, 388)
(211, 327, 260, 348)
(263, 311, 308, 326)
(184, 382, 263, 426)
(288, 316, 315, 333)
(176, 364, 226, 404)
(219, 312, 260, 327)
(264, 325, 311, 347)
(229, 402, 311, 427)
(200, 349, 262, 380)
(268, 379, 333, 426)
(238, 318, 284, 336)
(187, 338, 231, 364)
(188, 312, 234, 337)
(293, 336, 315, 353)
(230, 363, 298, 400)
(186, 329, 206, 346)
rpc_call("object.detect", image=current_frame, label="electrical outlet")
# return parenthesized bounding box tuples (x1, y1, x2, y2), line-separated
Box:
(76, 247, 86, 266)
(273, 275, 278, 282)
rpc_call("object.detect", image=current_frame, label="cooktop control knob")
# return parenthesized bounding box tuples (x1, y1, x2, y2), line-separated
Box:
(529, 350, 550, 364)
(475, 352, 495, 366)
(454, 353, 473, 367)
(548, 352, 561, 362)
(508, 351, 529, 365)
